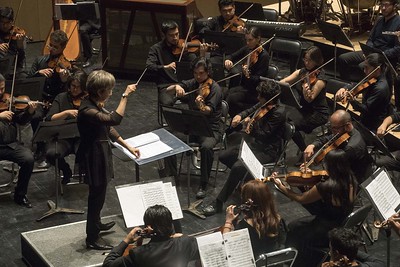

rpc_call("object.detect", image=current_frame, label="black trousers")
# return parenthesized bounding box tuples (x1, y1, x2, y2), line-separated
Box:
(79, 22, 99, 60)
(375, 150, 400, 172)
(86, 183, 107, 242)
(337, 51, 365, 82)
(46, 138, 79, 171)
(0, 144, 34, 197)
(226, 85, 258, 117)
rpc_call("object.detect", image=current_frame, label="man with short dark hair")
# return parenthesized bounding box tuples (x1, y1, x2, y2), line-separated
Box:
(103, 205, 200, 267)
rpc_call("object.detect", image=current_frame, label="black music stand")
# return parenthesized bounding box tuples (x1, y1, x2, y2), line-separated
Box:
(6, 77, 45, 101)
(317, 20, 354, 78)
(34, 120, 84, 221)
(359, 42, 398, 76)
(161, 105, 214, 219)
(203, 31, 245, 55)
(55, 1, 99, 21)
(234, 1, 265, 20)
(272, 79, 302, 109)
(176, 62, 192, 82)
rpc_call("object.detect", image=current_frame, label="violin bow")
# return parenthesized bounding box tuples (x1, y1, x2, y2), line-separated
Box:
(383, 122, 400, 137)
(7, 0, 24, 46)
(222, 3, 253, 32)
(290, 57, 334, 88)
(8, 52, 19, 111)
(304, 132, 340, 169)
(231, 35, 275, 69)
(178, 22, 193, 63)
(101, 57, 109, 69)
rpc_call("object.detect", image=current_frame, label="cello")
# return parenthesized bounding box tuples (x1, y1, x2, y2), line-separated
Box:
(43, 0, 80, 61)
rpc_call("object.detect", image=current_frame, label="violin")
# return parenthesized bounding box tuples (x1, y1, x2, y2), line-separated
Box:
(48, 54, 72, 74)
(302, 69, 320, 92)
(172, 39, 218, 56)
(243, 47, 263, 79)
(245, 106, 273, 134)
(5, 26, 32, 42)
(341, 78, 377, 104)
(71, 92, 88, 109)
(312, 132, 350, 164)
(197, 78, 212, 111)
(0, 93, 49, 112)
(263, 169, 328, 187)
(222, 15, 245, 32)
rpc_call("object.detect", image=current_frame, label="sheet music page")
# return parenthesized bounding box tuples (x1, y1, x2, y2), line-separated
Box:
(125, 132, 160, 147)
(136, 140, 173, 159)
(140, 181, 168, 208)
(115, 185, 146, 227)
(163, 182, 183, 220)
(196, 232, 229, 267)
(365, 169, 400, 220)
(224, 229, 255, 267)
(240, 140, 264, 179)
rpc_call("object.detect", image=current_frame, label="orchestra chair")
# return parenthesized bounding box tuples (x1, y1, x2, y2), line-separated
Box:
(256, 247, 298, 267)
(263, 8, 279, 22)
(0, 160, 18, 196)
(269, 37, 302, 79)
(178, 100, 229, 188)
(325, 77, 350, 95)
(89, 31, 102, 54)
(267, 64, 280, 80)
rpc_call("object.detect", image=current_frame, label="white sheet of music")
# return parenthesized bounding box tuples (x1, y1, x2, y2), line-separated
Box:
(196, 232, 229, 267)
(364, 169, 400, 220)
(116, 181, 183, 228)
(239, 140, 264, 179)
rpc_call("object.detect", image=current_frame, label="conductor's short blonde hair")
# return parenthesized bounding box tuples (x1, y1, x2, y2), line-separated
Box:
(86, 70, 116, 99)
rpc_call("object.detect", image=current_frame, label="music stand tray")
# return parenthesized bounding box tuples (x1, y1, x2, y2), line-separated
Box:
(162, 105, 215, 219)
(33, 120, 84, 221)
(277, 81, 302, 109)
(359, 42, 397, 75)
(234, 1, 265, 21)
(203, 31, 245, 55)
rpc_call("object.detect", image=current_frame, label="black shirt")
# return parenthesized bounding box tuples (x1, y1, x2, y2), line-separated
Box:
(45, 92, 78, 121)
(0, 109, 32, 147)
(0, 30, 25, 69)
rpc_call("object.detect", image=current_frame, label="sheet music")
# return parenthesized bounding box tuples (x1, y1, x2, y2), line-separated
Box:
(239, 140, 264, 179)
(163, 182, 183, 220)
(125, 132, 160, 147)
(116, 185, 146, 227)
(224, 229, 255, 267)
(140, 182, 167, 208)
(197, 232, 229, 267)
(364, 169, 400, 220)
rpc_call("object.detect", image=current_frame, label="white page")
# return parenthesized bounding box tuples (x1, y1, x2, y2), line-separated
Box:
(365, 170, 400, 220)
(124, 132, 160, 147)
(240, 140, 264, 179)
(116, 185, 146, 227)
(163, 182, 183, 220)
(140, 181, 167, 208)
(137, 140, 173, 159)
(224, 229, 255, 267)
(196, 232, 229, 267)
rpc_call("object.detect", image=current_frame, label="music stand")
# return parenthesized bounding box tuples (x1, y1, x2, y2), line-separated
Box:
(176, 62, 192, 82)
(203, 31, 245, 55)
(55, 1, 100, 21)
(317, 20, 354, 78)
(34, 120, 84, 221)
(161, 105, 214, 219)
(269, 78, 302, 109)
(359, 42, 397, 76)
(234, 1, 265, 21)
(6, 77, 45, 101)
(0, 55, 13, 77)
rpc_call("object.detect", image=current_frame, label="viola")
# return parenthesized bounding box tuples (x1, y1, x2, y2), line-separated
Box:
(48, 54, 72, 74)
(172, 39, 218, 56)
(342, 77, 377, 104)
(0, 93, 49, 111)
(245, 106, 272, 134)
(222, 15, 245, 32)
(263, 169, 328, 187)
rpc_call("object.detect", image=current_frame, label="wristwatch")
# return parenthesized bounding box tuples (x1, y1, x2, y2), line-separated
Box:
(122, 93, 128, 98)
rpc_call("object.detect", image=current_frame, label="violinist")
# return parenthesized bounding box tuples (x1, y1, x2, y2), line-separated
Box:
(45, 70, 88, 184)
(203, 80, 285, 215)
(26, 30, 71, 167)
(0, 73, 38, 208)
(0, 7, 26, 75)
(304, 110, 372, 184)
(103, 205, 200, 267)
(222, 180, 283, 259)
(224, 27, 269, 117)
(336, 53, 392, 131)
(281, 46, 329, 159)
(322, 228, 385, 267)
(166, 57, 223, 198)
(272, 149, 357, 267)
(146, 20, 199, 107)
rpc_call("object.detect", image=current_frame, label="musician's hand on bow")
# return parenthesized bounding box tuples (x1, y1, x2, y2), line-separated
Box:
(59, 68, 69, 81)
(242, 64, 250, 78)
(231, 115, 242, 128)
(0, 110, 14, 122)
(175, 85, 185, 97)
(124, 227, 143, 244)
(225, 205, 239, 224)
(164, 62, 176, 71)
(304, 145, 315, 160)
(243, 116, 251, 126)
(335, 88, 347, 101)
(38, 68, 54, 78)
(0, 43, 9, 53)
(224, 59, 233, 70)
(299, 165, 312, 173)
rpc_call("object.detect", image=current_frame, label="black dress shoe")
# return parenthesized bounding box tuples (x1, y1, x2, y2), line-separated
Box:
(196, 188, 206, 199)
(98, 221, 116, 231)
(14, 195, 32, 208)
(86, 238, 113, 250)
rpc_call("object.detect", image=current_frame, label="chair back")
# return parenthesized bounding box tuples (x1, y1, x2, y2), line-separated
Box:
(221, 100, 229, 121)
(267, 64, 279, 79)
(325, 78, 350, 95)
(283, 122, 295, 142)
(342, 204, 372, 229)
(269, 37, 302, 74)
(256, 247, 298, 267)
(263, 8, 278, 21)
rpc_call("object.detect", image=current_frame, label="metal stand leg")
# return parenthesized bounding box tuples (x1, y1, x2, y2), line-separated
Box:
(37, 140, 84, 221)
(385, 227, 391, 267)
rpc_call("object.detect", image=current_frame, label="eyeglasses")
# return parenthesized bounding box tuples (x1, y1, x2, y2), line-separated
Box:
(379, 2, 394, 7)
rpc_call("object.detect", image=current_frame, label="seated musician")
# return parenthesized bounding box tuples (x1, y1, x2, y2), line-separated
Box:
(224, 27, 269, 117)
(336, 53, 392, 132)
(103, 205, 200, 267)
(203, 80, 285, 214)
(146, 20, 199, 107)
(272, 149, 357, 267)
(222, 180, 283, 259)
(26, 30, 71, 167)
(376, 111, 400, 171)
(166, 57, 223, 198)
(322, 228, 385, 267)
(0, 74, 38, 208)
(304, 110, 372, 184)
(45, 70, 88, 184)
(0, 6, 26, 76)
(280, 46, 329, 159)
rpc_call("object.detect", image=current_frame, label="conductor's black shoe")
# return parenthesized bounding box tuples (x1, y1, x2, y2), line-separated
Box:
(14, 195, 32, 208)
(196, 188, 206, 199)
(98, 221, 116, 231)
(86, 238, 113, 250)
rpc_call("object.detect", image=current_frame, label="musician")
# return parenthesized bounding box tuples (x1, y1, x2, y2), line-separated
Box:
(103, 205, 200, 267)
(0, 7, 26, 74)
(273, 149, 357, 267)
(321, 228, 385, 267)
(199, 0, 244, 34)
(281, 46, 329, 157)
(76, 70, 140, 250)
(337, 0, 400, 83)
(45, 70, 88, 184)
(304, 110, 372, 184)
(203, 80, 285, 214)
(336, 53, 392, 132)
(376, 111, 400, 171)
(222, 180, 283, 259)
(166, 57, 223, 198)
(225, 27, 269, 117)
(0, 74, 38, 208)
(26, 30, 71, 167)
(146, 20, 198, 107)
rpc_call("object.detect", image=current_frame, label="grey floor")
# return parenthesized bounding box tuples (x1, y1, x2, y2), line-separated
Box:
(0, 42, 399, 267)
